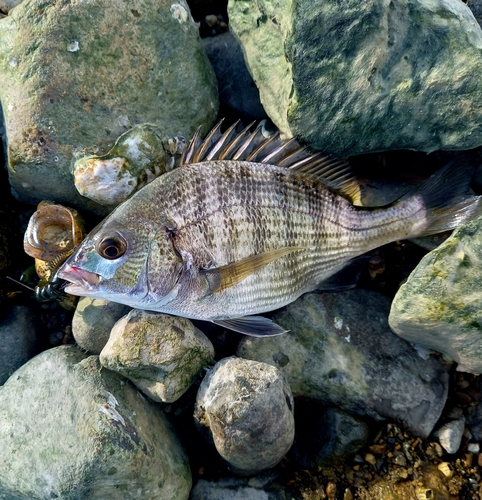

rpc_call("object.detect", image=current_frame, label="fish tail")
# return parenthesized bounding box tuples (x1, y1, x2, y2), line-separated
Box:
(403, 154, 482, 236)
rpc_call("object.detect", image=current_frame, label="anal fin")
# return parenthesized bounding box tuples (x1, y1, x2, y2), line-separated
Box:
(213, 316, 288, 337)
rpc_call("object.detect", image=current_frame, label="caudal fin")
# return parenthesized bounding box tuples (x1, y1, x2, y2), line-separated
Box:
(402, 154, 482, 236)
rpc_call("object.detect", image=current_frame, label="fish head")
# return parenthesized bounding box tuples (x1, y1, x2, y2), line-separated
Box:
(57, 214, 152, 305)
(57, 213, 185, 309)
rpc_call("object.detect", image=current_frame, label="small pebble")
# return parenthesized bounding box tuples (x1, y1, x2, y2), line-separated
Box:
(393, 453, 407, 467)
(435, 418, 465, 454)
(478, 453, 482, 467)
(437, 461, 454, 478)
(325, 481, 336, 498)
(343, 488, 353, 500)
(429, 441, 444, 458)
(369, 444, 386, 454)
(455, 392, 472, 404)
(205, 14, 218, 27)
(462, 452, 473, 468)
(364, 453, 376, 466)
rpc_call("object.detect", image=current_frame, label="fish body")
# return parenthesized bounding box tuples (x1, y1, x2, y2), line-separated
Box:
(58, 122, 482, 335)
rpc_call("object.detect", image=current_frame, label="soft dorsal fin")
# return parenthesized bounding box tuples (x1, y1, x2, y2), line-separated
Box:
(201, 247, 304, 295)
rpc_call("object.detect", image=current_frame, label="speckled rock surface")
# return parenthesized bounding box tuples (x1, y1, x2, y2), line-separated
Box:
(389, 216, 482, 374)
(0, 0, 218, 210)
(72, 297, 131, 354)
(0, 345, 191, 499)
(229, 0, 482, 156)
(238, 289, 449, 438)
(194, 356, 295, 475)
(0, 305, 37, 385)
(100, 310, 214, 403)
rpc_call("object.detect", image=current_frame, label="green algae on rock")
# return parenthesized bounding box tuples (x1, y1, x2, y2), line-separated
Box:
(0, 0, 218, 210)
(100, 310, 215, 403)
(229, 0, 482, 156)
(0, 345, 192, 499)
(389, 216, 482, 374)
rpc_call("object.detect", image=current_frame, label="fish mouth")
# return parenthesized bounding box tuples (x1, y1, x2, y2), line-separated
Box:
(57, 263, 100, 294)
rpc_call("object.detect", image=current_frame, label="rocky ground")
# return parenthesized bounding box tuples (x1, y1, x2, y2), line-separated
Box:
(1, 0, 482, 499)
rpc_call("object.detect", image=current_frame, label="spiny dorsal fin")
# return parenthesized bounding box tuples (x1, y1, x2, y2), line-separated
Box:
(181, 120, 361, 204)
(201, 247, 304, 295)
(180, 120, 306, 167)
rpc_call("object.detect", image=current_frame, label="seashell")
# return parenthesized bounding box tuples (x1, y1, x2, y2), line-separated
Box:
(73, 124, 186, 206)
(24, 201, 85, 280)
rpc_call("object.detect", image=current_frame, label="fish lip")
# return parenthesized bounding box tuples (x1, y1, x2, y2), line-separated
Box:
(57, 263, 100, 293)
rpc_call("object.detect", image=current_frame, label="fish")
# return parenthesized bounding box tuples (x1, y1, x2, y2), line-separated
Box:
(57, 120, 482, 336)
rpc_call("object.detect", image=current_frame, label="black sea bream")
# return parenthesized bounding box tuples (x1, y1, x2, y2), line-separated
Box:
(58, 121, 482, 335)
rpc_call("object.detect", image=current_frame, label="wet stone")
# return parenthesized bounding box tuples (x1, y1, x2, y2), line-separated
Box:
(100, 310, 214, 403)
(194, 356, 295, 475)
(0, 305, 38, 385)
(238, 289, 449, 438)
(0, 345, 192, 499)
(72, 297, 131, 354)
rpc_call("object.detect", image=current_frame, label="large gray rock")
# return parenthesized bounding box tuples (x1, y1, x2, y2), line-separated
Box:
(202, 32, 268, 121)
(0, 0, 218, 210)
(194, 356, 295, 475)
(100, 310, 214, 403)
(238, 289, 449, 438)
(229, 0, 482, 156)
(72, 297, 131, 354)
(0, 305, 37, 385)
(0, 345, 191, 499)
(389, 216, 482, 374)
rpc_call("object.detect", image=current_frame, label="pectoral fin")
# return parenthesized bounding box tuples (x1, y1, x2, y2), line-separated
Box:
(201, 247, 304, 295)
(213, 316, 288, 336)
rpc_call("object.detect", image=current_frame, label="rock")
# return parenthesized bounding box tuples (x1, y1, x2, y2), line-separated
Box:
(469, 0, 482, 26)
(238, 289, 449, 438)
(0, 345, 191, 499)
(435, 418, 465, 454)
(194, 356, 295, 475)
(190, 473, 287, 500)
(467, 390, 482, 441)
(0, 0, 19, 14)
(100, 310, 214, 403)
(0, 305, 37, 385)
(291, 404, 369, 469)
(202, 32, 268, 121)
(72, 297, 131, 354)
(389, 216, 482, 374)
(0, 0, 218, 210)
(229, 0, 482, 156)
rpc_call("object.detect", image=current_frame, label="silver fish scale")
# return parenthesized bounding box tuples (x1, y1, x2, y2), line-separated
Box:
(135, 160, 424, 320)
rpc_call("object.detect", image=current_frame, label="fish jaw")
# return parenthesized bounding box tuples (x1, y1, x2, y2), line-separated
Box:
(57, 263, 100, 295)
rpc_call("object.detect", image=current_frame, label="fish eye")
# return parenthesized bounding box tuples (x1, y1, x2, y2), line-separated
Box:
(96, 235, 127, 260)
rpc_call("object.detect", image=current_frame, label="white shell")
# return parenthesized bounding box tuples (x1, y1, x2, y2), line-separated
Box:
(73, 124, 186, 206)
